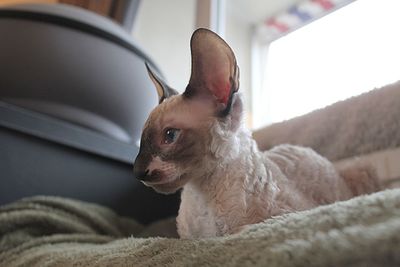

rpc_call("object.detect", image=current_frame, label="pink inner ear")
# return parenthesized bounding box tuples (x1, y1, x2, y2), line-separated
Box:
(211, 80, 231, 105)
(195, 42, 233, 105)
(206, 63, 231, 105)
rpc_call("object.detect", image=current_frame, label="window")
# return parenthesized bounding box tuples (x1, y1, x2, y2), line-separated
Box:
(254, 0, 400, 128)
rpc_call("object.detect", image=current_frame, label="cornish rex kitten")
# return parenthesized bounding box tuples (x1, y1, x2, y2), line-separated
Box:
(133, 28, 358, 239)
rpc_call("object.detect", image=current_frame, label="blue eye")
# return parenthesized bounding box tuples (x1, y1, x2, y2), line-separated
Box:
(164, 128, 180, 144)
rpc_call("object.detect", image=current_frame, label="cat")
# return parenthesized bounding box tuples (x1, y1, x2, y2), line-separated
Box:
(133, 28, 374, 239)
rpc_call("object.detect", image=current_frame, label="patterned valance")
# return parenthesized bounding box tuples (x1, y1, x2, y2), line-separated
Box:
(255, 0, 355, 44)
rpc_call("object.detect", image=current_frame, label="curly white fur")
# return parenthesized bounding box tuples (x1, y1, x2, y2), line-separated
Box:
(177, 97, 353, 239)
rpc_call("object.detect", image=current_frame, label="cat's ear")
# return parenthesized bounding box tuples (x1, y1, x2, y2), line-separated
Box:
(184, 28, 240, 116)
(146, 62, 178, 104)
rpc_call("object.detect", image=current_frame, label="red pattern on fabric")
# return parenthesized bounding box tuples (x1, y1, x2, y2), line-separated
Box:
(266, 18, 289, 33)
(312, 0, 334, 10)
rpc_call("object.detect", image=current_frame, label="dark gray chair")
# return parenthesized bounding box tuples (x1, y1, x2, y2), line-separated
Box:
(0, 3, 179, 224)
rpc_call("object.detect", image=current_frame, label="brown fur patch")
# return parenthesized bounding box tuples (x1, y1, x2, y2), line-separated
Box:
(134, 94, 218, 190)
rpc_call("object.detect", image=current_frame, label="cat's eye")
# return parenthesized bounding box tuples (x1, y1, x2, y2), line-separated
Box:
(163, 128, 180, 144)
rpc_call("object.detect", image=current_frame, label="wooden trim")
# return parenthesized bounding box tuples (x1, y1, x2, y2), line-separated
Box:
(0, 0, 57, 6)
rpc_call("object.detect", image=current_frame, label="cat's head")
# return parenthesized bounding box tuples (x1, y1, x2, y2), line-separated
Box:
(133, 28, 241, 194)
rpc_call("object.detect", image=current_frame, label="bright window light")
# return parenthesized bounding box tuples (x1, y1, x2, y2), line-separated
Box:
(263, 0, 400, 124)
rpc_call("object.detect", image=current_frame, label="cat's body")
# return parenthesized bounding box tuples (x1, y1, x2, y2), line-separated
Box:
(133, 28, 375, 239)
(177, 130, 352, 238)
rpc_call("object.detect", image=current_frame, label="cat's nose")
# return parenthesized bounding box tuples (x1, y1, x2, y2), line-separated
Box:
(134, 168, 150, 181)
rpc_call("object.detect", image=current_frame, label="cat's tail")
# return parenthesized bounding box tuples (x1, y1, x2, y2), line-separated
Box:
(336, 160, 381, 197)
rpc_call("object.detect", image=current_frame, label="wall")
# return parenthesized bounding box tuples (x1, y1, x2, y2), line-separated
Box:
(132, 0, 196, 91)
(225, 3, 252, 125)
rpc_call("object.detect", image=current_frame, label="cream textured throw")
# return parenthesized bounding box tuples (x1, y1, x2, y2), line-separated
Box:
(253, 81, 400, 161)
(1, 190, 399, 266)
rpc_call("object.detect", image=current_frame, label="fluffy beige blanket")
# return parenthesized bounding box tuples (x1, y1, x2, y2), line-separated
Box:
(1, 189, 399, 266)
(253, 81, 400, 161)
